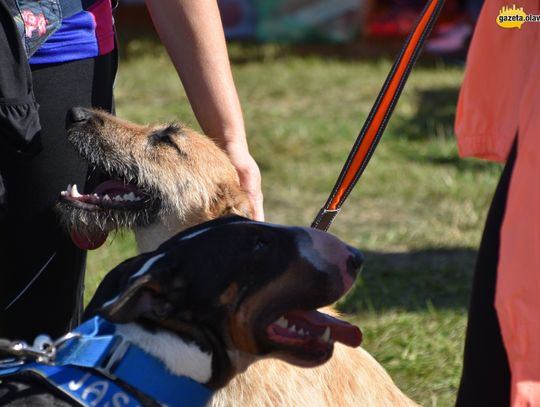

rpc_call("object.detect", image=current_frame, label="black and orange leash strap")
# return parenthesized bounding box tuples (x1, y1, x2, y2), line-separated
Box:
(311, 0, 446, 231)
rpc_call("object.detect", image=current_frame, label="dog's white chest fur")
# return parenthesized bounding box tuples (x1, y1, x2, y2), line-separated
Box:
(135, 222, 181, 253)
(115, 323, 213, 384)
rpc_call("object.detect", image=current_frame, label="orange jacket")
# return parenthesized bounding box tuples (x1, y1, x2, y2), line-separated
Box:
(455, 1, 540, 405)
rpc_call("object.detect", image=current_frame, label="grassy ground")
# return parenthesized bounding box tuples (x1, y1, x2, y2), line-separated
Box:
(85, 39, 502, 406)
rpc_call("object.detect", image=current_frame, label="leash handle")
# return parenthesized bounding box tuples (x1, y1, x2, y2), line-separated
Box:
(311, 0, 445, 231)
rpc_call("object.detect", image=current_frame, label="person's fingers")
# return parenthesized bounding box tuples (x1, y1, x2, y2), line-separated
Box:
(235, 156, 264, 221)
(226, 145, 264, 221)
(242, 170, 264, 221)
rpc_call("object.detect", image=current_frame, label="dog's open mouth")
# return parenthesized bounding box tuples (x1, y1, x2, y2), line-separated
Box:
(61, 180, 150, 211)
(60, 179, 152, 250)
(264, 309, 362, 366)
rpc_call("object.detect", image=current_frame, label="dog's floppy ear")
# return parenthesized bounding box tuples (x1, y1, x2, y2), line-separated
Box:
(85, 254, 165, 319)
(98, 269, 178, 324)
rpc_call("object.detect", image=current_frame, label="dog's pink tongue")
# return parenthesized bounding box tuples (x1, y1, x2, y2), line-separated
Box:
(287, 310, 362, 347)
(68, 180, 120, 250)
(70, 229, 108, 250)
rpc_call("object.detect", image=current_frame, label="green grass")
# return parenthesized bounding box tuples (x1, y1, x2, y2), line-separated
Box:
(86, 39, 502, 406)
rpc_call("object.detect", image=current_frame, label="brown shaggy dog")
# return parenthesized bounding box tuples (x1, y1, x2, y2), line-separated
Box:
(58, 107, 418, 407)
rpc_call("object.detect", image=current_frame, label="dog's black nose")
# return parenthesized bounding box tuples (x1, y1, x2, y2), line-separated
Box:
(346, 246, 363, 278)
(67, 107, 91, 124)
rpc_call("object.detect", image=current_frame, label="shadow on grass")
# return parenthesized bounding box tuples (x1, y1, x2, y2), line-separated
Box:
(392, 86, 460, 141)
(338, 247, 476, 313)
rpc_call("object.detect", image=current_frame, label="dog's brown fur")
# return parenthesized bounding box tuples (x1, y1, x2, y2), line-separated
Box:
(60, 109, 418, 407)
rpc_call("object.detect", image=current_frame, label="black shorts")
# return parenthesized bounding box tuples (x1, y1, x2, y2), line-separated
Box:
(455, 141, 516, 406)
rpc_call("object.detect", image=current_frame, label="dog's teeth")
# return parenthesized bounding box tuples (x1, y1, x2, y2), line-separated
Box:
(298, 329, 305, 335)
(71, 184, 81, 198)
(66, 184, 72, 196)
(103, 194, 111, 201)
(289, 324, 297, 333)
(321, 327, 331, 342)
(274, 317, 288, 329)
(114, 195, 123, 202)
(126, 192, 136, 201)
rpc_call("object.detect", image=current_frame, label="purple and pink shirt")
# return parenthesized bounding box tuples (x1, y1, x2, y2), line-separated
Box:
(29, 0, 115, 65)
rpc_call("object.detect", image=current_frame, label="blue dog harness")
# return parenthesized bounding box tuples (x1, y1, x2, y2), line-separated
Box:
(0, 317, 213, 406)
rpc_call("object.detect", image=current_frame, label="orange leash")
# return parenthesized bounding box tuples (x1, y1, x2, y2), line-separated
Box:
(311, 0, 446, 231)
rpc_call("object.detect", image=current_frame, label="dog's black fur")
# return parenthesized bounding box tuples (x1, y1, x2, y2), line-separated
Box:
(0, 216, 362, 406)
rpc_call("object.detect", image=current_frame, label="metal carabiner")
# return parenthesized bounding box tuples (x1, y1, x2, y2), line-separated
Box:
(0, 335, 54, 364)
(0, 331, 82, 367)
(0, 338, 25, 368)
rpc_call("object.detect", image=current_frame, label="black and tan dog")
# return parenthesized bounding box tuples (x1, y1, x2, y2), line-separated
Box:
(0, 216, 362, 406)
(57, 108, 418, 406)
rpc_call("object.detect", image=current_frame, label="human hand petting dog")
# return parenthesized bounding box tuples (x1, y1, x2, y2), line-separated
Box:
(223, 140, 264, 221)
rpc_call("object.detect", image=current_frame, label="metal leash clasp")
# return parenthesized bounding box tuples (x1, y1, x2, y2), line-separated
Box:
(0, 332, 82, 367)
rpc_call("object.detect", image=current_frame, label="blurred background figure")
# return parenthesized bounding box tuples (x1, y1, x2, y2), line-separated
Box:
(425, 0, 483, 59)
(120, 0, 482, 60)
(365, 0, 483, 60)
(366, 0, 425, 38)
